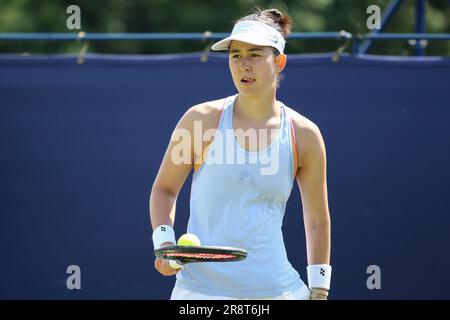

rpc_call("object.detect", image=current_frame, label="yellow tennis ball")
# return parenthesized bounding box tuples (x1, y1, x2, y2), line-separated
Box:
(177, 233, 201, 246)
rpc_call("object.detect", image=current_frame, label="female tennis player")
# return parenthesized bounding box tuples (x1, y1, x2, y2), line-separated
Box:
(150, 8, 331, 300)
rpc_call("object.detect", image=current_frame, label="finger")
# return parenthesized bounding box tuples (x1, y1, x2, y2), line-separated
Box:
(309, 289, 329, 300)
(161, 266, 179, 276)
(155, 258, 170, 275)
(162, 259, 181, 274)
(168, 260, 184, 270)
(154, 258, 162, 270)
(155, 259, 180, 276)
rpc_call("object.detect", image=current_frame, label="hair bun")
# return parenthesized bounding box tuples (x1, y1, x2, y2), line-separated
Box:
(235, 7, 292, 38)
(264, 9, 283, 20)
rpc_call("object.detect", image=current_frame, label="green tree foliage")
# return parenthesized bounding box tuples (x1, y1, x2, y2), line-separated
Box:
(0, 0, 448, 55)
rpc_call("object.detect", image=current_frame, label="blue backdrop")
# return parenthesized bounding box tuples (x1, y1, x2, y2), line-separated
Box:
(0, 52, 449, 299)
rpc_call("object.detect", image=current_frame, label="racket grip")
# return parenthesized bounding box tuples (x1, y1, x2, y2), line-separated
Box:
(169, 260, 184, 270)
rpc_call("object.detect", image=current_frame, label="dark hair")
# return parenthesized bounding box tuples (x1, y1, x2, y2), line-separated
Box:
(234, 8, 292, 40)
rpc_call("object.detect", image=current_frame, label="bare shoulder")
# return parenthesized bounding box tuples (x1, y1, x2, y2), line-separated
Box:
(182, 98, 226, 129)
(284, 106, 326, 168)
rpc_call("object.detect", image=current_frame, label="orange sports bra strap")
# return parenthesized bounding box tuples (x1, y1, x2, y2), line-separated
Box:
(289, 117, 298, 178)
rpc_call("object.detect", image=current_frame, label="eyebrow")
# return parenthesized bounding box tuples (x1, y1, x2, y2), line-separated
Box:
(229, 48, 265, 53)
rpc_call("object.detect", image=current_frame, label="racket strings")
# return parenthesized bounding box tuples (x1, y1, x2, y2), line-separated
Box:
(165, 252, 236, 260)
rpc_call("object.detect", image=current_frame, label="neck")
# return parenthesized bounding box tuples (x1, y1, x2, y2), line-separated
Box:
(235, 90, 278, 121)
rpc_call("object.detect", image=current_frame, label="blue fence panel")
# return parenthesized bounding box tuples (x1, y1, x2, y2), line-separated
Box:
(0, 53, 449, 299)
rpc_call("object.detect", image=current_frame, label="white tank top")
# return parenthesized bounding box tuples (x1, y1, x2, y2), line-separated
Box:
(175, 94, 306, 298)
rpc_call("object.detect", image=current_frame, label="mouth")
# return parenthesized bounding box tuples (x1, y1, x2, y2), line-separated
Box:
(240, 77, 256, 85)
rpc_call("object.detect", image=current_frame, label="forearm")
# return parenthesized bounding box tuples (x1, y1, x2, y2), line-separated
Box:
(305, 221, 331, 265)
(305, 221, 331, 297)
(149, 185, 177, 230)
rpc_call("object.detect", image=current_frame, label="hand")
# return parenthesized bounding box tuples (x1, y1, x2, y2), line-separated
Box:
(310, 288, 329, 300)
(154, 242, 181, 277)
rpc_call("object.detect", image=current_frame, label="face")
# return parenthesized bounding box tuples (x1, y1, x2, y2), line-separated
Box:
(228, 40, 285, 95)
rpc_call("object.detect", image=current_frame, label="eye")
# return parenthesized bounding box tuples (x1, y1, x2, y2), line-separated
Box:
(251, 54, 261, 57)
(231, 54, 240, 59)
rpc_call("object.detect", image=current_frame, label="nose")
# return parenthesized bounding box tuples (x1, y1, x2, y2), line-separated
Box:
(239, 58, 252, 72)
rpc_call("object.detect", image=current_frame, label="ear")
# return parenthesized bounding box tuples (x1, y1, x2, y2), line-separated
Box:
(276, 54, 287, 71)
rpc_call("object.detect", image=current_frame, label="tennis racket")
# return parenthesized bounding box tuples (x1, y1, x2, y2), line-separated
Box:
(154, 245, 247, 265)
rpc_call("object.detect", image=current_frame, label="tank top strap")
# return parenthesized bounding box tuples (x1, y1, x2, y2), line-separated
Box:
(281, 104, 299, 179)
(217, 94, 236, 132)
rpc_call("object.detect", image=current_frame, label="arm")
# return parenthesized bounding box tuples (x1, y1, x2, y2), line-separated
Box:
(150, 102, 221, 229)
(150, 108, 196, 276)
(149, 119, 194, 230)
(295, 122, 331, 298)
(150, 101, 222, 276)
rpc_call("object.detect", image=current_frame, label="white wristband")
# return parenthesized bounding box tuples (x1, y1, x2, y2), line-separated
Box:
(307, 264, 332, 290)
(152, 225, 176, 249)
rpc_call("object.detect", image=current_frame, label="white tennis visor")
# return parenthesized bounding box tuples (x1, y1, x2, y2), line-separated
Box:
(211, 20, 286, 54)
